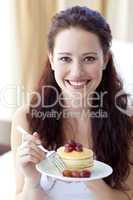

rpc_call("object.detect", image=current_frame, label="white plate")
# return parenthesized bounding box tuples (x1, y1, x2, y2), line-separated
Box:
(36, 159, 113, 182)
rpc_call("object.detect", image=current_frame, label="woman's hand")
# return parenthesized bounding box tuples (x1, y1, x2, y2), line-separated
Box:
(16, 132, 45, 183)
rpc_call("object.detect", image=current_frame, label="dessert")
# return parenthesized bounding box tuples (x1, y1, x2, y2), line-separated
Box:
(57, 140, 94, 177)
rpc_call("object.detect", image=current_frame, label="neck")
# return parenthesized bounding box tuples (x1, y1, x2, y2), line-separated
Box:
(61, 109, 93, 148)
(61, 92, 93, 112)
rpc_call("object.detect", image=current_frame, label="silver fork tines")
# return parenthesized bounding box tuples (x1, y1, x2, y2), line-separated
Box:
(48, 153, 66, 172)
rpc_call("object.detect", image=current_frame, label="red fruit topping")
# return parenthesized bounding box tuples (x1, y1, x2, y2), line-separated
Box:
(75, 146, 83, 152)
(69, 143, 76, 149)
(75, 145, 83, 152)
(64, 141, 83, 152)
(75, 142, 83, 152)
(63, 169, 91, 178)
(63, 170, 72, 177)
(71, 170, 80, 177)
(64, 143, 70, 148)
(76, 142, 83, 148)
(64, 145, 73, 152)
(80, 170, 91, 177)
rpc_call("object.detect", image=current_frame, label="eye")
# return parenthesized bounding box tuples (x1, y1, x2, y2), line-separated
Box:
(83, 56, 96, 63)
(59, 57, 72, 63)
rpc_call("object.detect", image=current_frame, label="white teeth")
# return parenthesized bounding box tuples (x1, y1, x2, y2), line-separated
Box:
(69, 81, 87, 86)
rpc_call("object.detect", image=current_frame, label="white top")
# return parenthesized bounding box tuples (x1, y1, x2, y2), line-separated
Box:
(40, 175, 95, 200)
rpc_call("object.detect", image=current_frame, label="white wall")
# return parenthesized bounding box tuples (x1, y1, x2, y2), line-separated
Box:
(0, 1, 20, 121)
(112, 40, 133, 96)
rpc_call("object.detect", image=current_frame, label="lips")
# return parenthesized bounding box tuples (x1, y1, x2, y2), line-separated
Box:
(69, 81, 87, 86)
(65, 80, 91, 89)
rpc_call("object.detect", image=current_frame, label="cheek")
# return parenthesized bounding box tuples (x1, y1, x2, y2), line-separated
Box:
(54, 67, 67, 88)
(54, 62, 68, 80)
(54, 68, 65, 80)
(88, 67, 102, 80)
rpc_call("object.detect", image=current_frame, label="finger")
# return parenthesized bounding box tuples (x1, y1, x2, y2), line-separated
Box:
(19, 141, 46, 158)
(18, 145, 45, 161)
(22, 132, 41, 145)
(33, 132, 40, 138)
(19, 155, 41, 167)
(18, 148, 44, 162)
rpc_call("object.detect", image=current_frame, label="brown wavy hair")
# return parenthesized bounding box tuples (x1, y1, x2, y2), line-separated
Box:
(27, 6, 133, 189)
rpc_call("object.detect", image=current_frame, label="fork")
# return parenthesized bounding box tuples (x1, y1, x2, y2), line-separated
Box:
(16, 125, 66, 173)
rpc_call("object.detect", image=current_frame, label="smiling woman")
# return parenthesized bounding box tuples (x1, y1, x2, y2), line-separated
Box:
(49, 28, 106, 104)
(11, 5, 133, 200)
(46, 12, 112, 118)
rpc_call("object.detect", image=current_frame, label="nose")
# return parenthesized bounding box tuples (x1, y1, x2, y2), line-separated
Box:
(69, 59, 84, 77)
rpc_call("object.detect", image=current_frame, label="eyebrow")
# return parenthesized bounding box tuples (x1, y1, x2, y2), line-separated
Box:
(57, 52, 98, 56)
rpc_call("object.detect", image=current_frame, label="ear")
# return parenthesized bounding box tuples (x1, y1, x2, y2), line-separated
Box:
(102, 51, 110, 70)
(48, 53, 55, 71)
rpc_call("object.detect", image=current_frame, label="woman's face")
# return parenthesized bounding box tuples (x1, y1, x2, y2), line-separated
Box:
(49, 27, 107, 103)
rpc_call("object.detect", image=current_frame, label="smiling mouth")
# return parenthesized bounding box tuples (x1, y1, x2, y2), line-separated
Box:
(65, 80, 91, 89)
